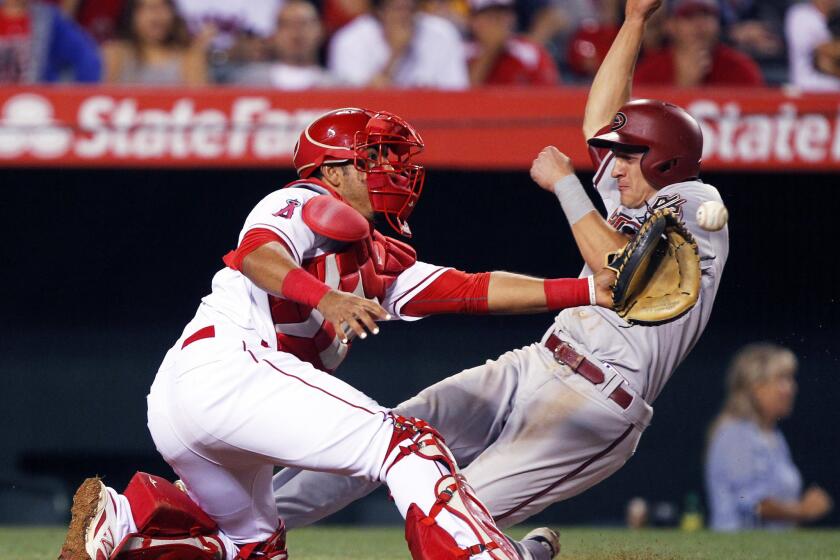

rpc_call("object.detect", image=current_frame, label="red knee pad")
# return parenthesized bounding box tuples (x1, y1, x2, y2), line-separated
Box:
(123, 472, 218, 535)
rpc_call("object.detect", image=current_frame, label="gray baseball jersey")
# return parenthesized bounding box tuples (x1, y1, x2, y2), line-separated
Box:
(272, 155, 729, 528)
(547, 153, 730, 404)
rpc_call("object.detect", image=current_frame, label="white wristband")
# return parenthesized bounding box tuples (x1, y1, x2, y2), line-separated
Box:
(552, 174, 596, 225)
(587, 275, 597, 305)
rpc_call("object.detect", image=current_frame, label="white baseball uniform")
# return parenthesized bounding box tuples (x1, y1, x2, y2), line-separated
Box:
(137, 179, 521, 557)
(272, 153, 730, 528)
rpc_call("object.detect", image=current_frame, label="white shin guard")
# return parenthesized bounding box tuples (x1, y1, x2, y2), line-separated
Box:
(381, 416, 520, 560)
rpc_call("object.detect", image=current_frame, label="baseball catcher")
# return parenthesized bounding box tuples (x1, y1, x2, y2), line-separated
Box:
(59, 105, 633, 560)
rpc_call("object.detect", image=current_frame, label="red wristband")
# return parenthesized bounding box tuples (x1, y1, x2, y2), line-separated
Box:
(281, 268, 332, 308)
(544, 277, 592, 311)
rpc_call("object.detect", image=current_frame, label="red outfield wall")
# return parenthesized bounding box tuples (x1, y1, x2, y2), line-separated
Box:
(0, 86, 838, 171)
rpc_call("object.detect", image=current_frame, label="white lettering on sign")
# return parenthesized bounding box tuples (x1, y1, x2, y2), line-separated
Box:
(688, 99, 840, 165)
(69, 95, 328, 160)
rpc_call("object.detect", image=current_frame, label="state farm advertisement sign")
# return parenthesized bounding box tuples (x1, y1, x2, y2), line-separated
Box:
(0, 91, 326, 164)
(0, 86, 838, 170)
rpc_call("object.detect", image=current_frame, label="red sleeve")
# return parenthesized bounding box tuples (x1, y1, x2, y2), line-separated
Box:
(401, 269, 491, 317)
(222, 228, 289, 271)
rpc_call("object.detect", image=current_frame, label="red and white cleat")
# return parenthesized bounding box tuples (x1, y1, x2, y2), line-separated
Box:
(58, 477, 120, 560)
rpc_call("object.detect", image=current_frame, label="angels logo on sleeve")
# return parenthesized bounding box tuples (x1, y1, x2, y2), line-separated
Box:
(273, 199, 301, 219)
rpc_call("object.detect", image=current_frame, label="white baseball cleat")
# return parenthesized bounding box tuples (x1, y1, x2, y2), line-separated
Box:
(522, 527, 560, 559)
(58, 477, 120, 560)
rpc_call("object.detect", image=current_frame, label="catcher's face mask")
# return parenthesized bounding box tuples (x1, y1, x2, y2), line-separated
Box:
(352, 111, 425, 238)
(293, 108, 425, 237)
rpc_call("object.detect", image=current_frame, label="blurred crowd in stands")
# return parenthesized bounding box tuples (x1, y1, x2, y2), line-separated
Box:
(2, 0, 840, 90)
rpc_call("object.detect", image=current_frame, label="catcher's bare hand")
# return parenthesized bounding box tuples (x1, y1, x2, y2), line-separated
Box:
(317, 291, 389, 343)
(625, 0, 662, 23)
(593, 268, 617, 309)
(530, 146, 576, 191)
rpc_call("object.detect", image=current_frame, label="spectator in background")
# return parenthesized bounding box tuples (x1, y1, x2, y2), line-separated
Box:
(813, 8, 840, 78)
(785, 0, 840, 91)
(321, 0, 372, 36)
(0, 0, 100, 82)
(234, 0, 336, 89)
(328, 0, 468, 88)
(705, 343, 834, 531)
(62, 0, 126, 42)
(102, 0, 211, 85)
(640, 2, 669, 52)
(174, 0, 285, 80)
(526, 0, 603, 46)
(418, 0, 470, 31)
(525, 0, 620, 74)
(467, 0, 559, 86)
(174, 0, 282, 52)
(635, 0, 764, 87)
(565, 18, 619, 81)
(719, 0, 785, 60)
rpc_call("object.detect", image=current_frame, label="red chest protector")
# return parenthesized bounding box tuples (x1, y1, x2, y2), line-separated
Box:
(269, 194, 416, 372)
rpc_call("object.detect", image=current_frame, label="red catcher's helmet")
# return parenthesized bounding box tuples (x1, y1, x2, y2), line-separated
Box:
(587, 99, 703, 189)
(293, 107, 425, 237)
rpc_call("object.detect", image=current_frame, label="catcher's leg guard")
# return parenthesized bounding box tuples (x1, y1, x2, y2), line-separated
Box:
(109, 472, 228, 560)
(384, 415, 519, 560)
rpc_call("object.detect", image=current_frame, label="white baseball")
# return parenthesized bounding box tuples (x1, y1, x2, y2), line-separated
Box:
(696, 200, 728, 231)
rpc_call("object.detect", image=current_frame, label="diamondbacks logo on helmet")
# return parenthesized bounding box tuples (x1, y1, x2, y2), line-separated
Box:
(611, 112, 627, 131)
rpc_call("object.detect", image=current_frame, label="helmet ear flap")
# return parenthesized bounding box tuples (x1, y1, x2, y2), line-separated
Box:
(656, 158, 679, 174)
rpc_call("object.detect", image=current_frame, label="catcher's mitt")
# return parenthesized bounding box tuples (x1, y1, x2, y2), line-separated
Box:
(606, 208, 701, 325)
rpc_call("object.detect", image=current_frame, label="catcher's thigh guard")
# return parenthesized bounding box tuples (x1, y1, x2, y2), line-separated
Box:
(111, 472, 225, 560)
(383, 415, 519, 560)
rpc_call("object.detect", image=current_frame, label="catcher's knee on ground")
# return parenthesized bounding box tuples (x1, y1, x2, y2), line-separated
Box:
(107, 473, 287, 560)
(380, 414, 519, 560)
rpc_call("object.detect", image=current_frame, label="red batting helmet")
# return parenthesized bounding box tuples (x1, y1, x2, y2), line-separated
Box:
(587, 99, 703, 189)
(293, 107, 425, 237)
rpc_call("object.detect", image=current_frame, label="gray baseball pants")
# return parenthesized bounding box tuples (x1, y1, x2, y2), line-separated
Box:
(272, 342, 653, 528)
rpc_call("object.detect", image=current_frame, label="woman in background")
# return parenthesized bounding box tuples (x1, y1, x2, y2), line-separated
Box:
(705, 343, 833, 530)
(101, 0, 210, 85)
